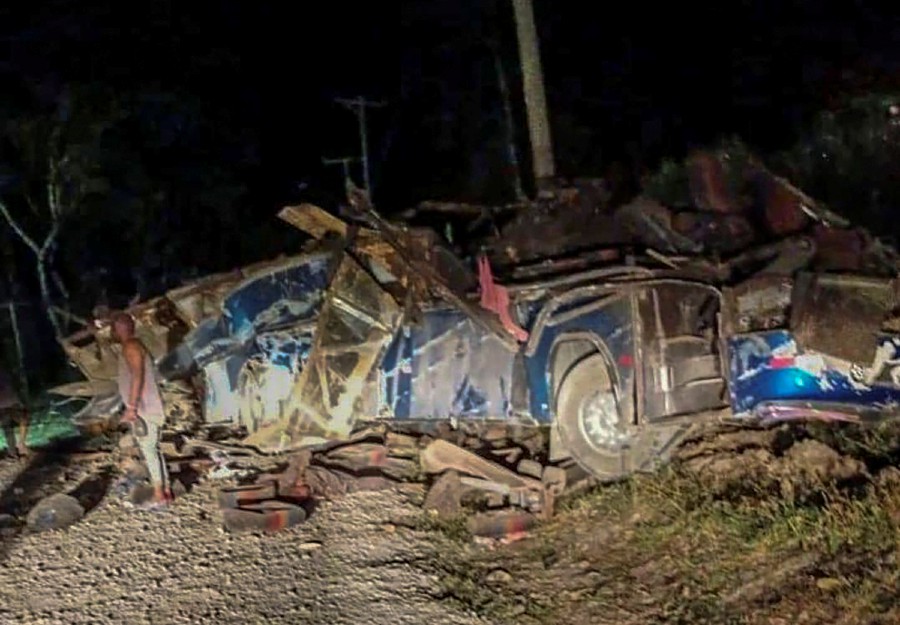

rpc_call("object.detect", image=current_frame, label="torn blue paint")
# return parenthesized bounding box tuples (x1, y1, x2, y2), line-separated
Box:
(377, 308, 516, 421)
(728, 330, 900, 418)
(171, 254, 330, 426)
(223, 253, 331, 341)
(160, 250, 900, 437)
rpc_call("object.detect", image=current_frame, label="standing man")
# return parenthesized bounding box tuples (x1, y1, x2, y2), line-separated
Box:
(0, 364, 28, 459)
(111, 312, 172, 506)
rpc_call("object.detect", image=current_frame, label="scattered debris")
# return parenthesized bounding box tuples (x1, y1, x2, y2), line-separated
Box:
(467, 510, 537, 539)
(44, 144, 900, 538)
(221, 500, 308, 533)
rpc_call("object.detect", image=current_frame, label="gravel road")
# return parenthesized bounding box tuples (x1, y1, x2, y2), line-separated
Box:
(0, 457, 490, 625)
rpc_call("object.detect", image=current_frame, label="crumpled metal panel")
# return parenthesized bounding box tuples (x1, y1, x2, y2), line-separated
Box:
(728, 329, 900, 418)
(165, 269, 244, 329)
(374, 308, 517, 421)
(231, 330, 313, 432)
(158, 316, 232, 379)
(171, 255, 333, 426)
(201, 356, 245, 424)
(241, 253, 400, 451)
(199, 327, 315, 426)
(222, 252, 332, 342)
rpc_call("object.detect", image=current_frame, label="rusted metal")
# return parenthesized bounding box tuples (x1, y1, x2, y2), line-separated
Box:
(748, 158, 849, 229)
(279, 203, 361, 240)
(670, 212, 755, 254)
(346, 188, 520, 350)
(722, 276, 794, 336)
(615, 196, 701, 254)
(509, 248, 623, 281)
(791, 273, 896, 364)
(811, 225, 870, 272)
(756, 173, 810, 236)
(686, 150, 741, 213)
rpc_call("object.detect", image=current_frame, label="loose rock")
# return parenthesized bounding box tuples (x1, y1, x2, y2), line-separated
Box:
(26, 494, 85, 532)
(485, 569, 513, 585)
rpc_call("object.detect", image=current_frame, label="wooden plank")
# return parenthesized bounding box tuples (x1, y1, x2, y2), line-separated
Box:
(278, 204, 351, 239)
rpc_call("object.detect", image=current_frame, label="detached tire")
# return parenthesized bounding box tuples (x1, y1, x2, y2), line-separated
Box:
(555, 353, 689, 481)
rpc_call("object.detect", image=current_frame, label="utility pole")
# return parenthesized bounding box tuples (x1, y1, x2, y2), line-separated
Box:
(511, 0, 555, 191)
(334, 96, 386, 195)
(322, 156, 361, 189)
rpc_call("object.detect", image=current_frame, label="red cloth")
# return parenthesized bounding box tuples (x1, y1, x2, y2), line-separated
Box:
(477, 255, 529, 342)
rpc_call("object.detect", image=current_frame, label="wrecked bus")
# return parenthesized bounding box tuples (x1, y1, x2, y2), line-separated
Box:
(54, 201, 900, 483)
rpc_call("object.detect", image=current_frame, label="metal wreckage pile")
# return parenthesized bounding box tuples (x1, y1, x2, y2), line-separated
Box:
(50, 144, 900, 535)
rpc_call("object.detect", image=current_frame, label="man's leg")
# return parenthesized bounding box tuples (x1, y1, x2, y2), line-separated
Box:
(135, 419, 171, 503)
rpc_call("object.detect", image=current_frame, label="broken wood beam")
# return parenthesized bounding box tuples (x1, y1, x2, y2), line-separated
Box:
(344, 190, 520, 350)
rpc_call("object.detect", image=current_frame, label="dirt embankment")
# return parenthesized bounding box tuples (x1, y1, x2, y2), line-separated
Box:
(421, 422, 900, 625)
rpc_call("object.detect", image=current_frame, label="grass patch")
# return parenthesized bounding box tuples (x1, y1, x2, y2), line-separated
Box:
(425, 455, 900, 624)
(412, 510, 472, 544)
(0, 395, 81, 452)
(415, 423, 900, 624)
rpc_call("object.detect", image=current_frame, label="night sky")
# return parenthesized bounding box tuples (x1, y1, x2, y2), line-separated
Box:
(0, 1, 897, 299)
(4, 2, 897, 205)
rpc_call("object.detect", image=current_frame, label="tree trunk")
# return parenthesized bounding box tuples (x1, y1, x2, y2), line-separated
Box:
(511, 0, 555, 191)
(37, 252, 62, 341)
(0, 200, 64, 342)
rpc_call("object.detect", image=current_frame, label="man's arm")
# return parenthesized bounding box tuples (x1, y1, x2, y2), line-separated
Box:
(123, 340, 145, 412)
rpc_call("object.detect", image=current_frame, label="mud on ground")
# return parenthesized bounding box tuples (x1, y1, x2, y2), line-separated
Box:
(420, 421, 900, 625)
